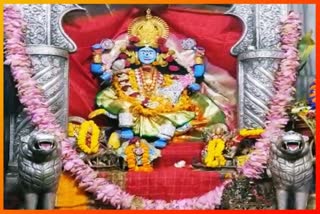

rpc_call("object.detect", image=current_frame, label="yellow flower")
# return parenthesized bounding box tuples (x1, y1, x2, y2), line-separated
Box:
(224, 173, 232, 179)
(77, 120, 100, 154)
(239, 128, 264, 137)
(108, 132, 121, 149)
(124, 141, 152, 172)
(204, 138, 226, 168)
(128, 69, 139, 91)
(236, 155, 249, 167)
(163, 75, 173, 87)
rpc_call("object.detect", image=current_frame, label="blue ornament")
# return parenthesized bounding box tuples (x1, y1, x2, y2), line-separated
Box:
(188, 83, 201, 92)
(99, 72, 112, 81)
(194, 64, 205, 77)
(90, 63, 103, 75)
(120, 128, 134, 140)
(154, 138, 167, 149)
(92, 43, 103, 50)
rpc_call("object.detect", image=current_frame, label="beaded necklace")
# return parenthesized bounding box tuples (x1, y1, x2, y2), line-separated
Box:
(135, 67, 163, 97)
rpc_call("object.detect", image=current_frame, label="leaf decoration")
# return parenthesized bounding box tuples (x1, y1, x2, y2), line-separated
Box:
(298, 30, 315, 71)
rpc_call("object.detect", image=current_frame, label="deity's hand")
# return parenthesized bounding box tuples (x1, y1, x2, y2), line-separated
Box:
(188, 83, 201, 92)
(121, 128, 134, 140)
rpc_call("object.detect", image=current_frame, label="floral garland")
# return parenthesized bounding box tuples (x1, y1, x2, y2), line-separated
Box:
(239, 128, 264, 138)
(238, 11, 302, 178)
(4, 5, 229, 210)
(204, 138, 226, 168)
(68, 123, 80, 137)
(77, 120, 100, 154)
(125, 140, 153, 172)
(113, 73, 193, 117)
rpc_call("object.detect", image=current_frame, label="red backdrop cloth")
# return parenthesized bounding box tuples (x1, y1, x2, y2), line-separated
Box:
(63, 7, 242, 118)
(153, 142, 203, 168)
(125, 142, 224, 201)
(126, 166, 223, 201)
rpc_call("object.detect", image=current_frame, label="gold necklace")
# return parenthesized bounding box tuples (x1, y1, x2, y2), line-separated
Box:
(139, 67, 158, 97)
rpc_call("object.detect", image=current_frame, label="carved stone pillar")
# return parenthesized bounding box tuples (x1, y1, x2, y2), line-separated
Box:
(226, 4, 288, 128)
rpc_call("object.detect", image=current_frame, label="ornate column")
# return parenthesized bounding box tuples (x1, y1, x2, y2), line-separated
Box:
(226, 4, 288, 128)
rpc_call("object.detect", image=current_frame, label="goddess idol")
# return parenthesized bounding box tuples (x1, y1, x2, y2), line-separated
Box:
(89, 9, 226, 148)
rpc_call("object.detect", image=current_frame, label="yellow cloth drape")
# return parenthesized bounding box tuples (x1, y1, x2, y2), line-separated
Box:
(55, 172, 89, 210)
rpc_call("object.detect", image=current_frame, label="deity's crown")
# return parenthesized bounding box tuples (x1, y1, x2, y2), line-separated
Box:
(128, 9, 169, 48)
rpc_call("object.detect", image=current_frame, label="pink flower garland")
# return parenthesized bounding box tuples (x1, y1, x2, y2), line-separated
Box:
(239, 11, 302, 178)
(4, 5, 230, 210)
(4, 6, 63, 140)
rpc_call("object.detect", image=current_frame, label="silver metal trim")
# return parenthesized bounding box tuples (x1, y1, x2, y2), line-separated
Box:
(238, 50, 284, 60)
(26, 45, 68, 57)
(228, 5, 288, 128)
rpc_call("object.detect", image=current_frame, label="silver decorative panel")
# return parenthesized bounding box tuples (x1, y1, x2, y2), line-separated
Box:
(20, 4, 81, 51)
(8, 4, 84, 170)
(238, 51, 283, 128)
(226, 4, 255, 55)
(226, 4, 288, 128)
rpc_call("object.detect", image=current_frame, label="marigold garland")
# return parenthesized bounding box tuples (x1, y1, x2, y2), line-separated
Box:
(124, 141, 153, 172)
(239, 128, 264, 137)
(68, 122, 81, 137)
(113, 72, 194, 117)
(128, 69, 139, 91)
(77, 120, 100, 154)
(163, 74, 173, 87)
(204, 138, 226, 168)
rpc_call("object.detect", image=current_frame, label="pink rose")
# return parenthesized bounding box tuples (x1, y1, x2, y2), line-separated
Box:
(129, 36, 140, 43)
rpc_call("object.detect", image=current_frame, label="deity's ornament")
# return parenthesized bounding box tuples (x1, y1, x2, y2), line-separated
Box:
(239, 128, 265, 138)
(308, 80, 315, 109)
(128, 8, 169, 48)
(91, 44, 104, 75)
(77, 120, 100, 154)
(124, 137, 153, 172)
(203, 138, 227, 168)
(108, 132, 121, 150)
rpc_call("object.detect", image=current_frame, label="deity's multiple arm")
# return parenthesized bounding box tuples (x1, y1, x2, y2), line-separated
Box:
(188, 46, 206, 92)
(91, 44, 113, 83)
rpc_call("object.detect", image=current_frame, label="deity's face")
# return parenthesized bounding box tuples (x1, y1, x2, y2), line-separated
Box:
(138, 46, 157, 65)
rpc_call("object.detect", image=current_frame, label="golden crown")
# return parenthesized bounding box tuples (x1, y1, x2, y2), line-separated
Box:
(128, 9, 169, 48)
